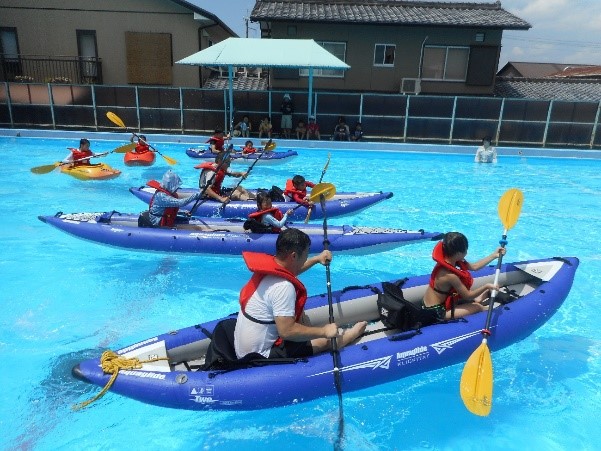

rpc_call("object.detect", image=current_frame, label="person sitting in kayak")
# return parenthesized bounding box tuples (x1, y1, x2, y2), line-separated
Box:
(129, 134, 151, 154)
(207, 128, 227, 154)
(245, 191, 293, 233)
(422, 232, 505, 319)
(284, 175, 315, 207)
(196, 152, 255, 202)
(234, 228, 367, 359)
(242, 140, 257, 154)
(63, 138, 99, 166)
(138, 170, 202, 228)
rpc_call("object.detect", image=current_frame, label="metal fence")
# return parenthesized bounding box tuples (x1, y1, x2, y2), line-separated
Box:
(0, 55, 103, 85)
(1, 82, 600, 148)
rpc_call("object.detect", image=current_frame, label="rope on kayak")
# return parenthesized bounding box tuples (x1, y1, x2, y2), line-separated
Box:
(72, 350, 168, 410)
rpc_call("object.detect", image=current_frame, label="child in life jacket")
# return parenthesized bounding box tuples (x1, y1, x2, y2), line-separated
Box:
(63, 138, 98, 166)
(242, 140, 257, 154)
(421, 232, 505, 319)
(138, 170, 202, 228)
(246, 191, 294, 233)
(283, 175, 316, 207)
(130, 134, 151, 154)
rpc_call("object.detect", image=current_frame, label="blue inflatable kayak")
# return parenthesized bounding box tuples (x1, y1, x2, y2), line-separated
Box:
(39, 211, 443, 255)
(186, 148, 298, 164)
(129, 186, 393, 221)
(71, 256, 578, 411)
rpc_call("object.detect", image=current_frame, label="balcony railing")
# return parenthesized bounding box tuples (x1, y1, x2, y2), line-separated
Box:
(0, 54, 102, 84)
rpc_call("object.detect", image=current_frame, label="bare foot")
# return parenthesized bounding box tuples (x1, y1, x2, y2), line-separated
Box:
(339, 321, 368, 347)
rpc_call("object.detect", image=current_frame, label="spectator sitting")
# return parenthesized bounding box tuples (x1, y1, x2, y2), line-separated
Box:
(234, 115, 252, 138)
(333, 116, 350, 141)
(295, 119, 307, 140)
(258, 116, 272, 139)
(350, 122, 363, 142)
(306, 116, 321, 140)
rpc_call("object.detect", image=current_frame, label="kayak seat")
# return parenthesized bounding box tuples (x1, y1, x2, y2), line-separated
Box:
(202, 318, 307, 373)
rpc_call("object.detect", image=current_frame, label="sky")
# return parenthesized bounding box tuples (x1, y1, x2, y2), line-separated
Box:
(191, 0, 601, 68)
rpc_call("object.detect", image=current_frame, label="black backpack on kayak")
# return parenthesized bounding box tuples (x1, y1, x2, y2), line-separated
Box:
(377, 280, 441, 331)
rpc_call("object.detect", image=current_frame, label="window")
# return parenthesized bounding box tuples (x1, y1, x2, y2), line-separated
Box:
(77, 30, 98, 80)
(374, 44, 395, 66)
(299, 41, 346, 78)
(0, 27, 22, 79)
(422, 46, 469, 81)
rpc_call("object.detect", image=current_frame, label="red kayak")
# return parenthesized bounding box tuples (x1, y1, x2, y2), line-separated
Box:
(124, 151, 155, 166)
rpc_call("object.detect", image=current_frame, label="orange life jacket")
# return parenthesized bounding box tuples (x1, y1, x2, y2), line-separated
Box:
(242, 145, 257, 154)
(195, 162, 227, 195)
(283, 179, 315, 204)
(239, 252, 307, 325)
(248, 207, 284, 233)
(146, 180, 179, 227)
(68, 147, 93, 165)
(429, 241, 474, 310)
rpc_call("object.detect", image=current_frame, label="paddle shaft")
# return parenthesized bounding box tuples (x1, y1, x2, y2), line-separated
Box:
(219, 150, 266, 210)
(188, 150, 232, 215)
(482, 231, 508, 336)
(320, 194, 345, 447)
(305, 154, 331, 223)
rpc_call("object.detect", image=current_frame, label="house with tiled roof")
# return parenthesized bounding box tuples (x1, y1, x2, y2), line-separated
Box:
(497, 62, 597, 79)
(0, 0, 235, 86)
(250, 0, 530, 95)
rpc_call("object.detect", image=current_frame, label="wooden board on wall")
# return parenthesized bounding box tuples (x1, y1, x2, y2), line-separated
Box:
(126, 32, 173, 85)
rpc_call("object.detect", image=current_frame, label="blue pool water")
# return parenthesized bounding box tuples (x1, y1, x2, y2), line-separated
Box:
(1, 135, 600, 450)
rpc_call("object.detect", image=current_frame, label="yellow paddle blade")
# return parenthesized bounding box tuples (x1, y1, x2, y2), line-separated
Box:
(498, 188, 524, 231)
(113, 142, 136, 153)
(31, 162, 60, 174)
(309, 183, 336, 202)
(264, 141, 276, 151)
(106, 111, 126, 128)
(460, 342, 493, 416)
(161, 154, 177, 165)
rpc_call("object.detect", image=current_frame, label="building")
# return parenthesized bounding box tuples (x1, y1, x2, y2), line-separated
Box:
(497, 62, 598, 79)
(0, 0, 235, 86)
(250, 0, 530, 95)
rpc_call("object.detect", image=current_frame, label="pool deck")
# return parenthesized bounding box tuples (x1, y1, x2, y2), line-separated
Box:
(2, 127, 601, 159)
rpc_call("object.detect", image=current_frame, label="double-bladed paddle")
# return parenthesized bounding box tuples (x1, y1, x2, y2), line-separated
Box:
(459, 188, 524, 416)
(304, 153, 332, 223)
(106, 112, 177, 165)
(31, 149, 110, 174)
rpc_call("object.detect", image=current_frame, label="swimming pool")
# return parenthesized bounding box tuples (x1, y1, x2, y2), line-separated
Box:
(1, 134, 599, 450)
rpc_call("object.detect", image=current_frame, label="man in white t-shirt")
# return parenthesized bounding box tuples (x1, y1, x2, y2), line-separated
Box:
(474, 136, 497, 163)
(234, 228, 367, 359)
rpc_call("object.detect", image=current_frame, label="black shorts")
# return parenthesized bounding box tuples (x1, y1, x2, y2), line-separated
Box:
(269, 340, 314, 359)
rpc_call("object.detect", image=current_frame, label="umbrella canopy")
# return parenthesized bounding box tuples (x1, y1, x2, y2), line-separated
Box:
(177, 38, 351, 129)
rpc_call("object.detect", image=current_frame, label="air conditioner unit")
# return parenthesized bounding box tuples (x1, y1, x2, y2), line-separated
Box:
(400, 78, 421, 94)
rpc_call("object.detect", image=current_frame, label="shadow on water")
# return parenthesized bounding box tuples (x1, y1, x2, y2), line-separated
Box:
(12, 348, 101, 450)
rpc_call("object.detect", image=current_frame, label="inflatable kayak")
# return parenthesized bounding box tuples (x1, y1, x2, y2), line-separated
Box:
(71, 256, 579, 411)
(60, 163, 121, 180)
(124, 150, 155, 166)
(39, 211, 442, 256)
(129, 187, 393, 221)
(186, 148, 298, 164)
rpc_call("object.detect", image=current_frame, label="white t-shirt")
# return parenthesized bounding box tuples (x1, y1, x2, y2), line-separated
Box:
(234, 275, 296, 358)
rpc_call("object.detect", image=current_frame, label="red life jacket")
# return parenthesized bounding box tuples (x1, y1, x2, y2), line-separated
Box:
(146, 180, 179, 227)
(195, 162, 227, 195)
(135, 142, 150, 154)
(69, 147, 93, 165)
(248, 207, 284, 233)
(283, 179, 315, 204)
(429, 241, 474, 310)
(239, 252, 307, 325)
(242, 145, 257, 154)
(206, 135, 224, 151)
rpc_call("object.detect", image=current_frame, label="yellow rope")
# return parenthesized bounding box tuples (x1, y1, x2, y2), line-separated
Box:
(73, 350, 168, 410)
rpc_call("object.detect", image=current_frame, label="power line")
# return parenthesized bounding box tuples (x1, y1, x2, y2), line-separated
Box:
(503, 35, 601, 49)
